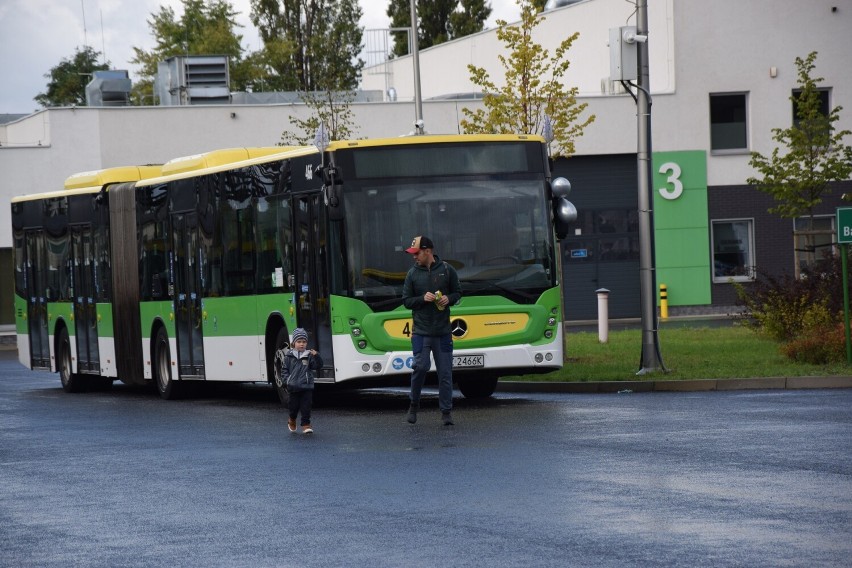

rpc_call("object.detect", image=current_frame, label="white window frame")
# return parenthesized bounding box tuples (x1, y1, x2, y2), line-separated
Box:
(711, 218, 756, 283)
(709, 92, 749, 154)
(793, 214, 836, 277)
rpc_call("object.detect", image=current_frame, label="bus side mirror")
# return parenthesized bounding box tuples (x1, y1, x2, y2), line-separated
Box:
(326, 182, 345, 221)
(549, 177, 575, 240)
(554, 197, 577, 241)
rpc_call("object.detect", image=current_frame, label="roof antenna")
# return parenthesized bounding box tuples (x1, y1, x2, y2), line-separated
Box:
(80, 0, 88, 48)
(100, 9, 107, 65)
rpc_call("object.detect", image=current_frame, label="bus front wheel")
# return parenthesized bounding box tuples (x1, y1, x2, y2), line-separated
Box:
(154, 327, 180, 400)
(58, 328, 86, 393)
(271, 327, 290, 406)
(457, 375, 498, 399)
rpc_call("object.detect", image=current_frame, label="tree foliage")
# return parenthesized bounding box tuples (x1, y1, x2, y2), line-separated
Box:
(747, 51, 852, 220)
(460, 0, 594, 158)
(386, 0, 491, 57)
(35, 46, 109, 107)
(250, 0, 364, 92)
(280, 90, 358, 145)
(130, 0, 249, 105)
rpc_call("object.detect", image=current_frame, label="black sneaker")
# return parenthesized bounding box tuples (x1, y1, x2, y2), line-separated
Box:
(442, 412, 454, 426)
(406, 404, 418, 424)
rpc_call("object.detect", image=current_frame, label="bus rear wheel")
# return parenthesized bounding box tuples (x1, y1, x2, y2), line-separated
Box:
(58, 328, 86, 393)
(154, 327, 181, 400)
(457, 375, 498, 399)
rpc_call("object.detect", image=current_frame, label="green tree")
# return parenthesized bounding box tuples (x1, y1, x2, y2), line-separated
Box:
(747, 52, 852, 263)
(387, 0, 491, 57)
(280, 90, 358, 145)
(250, 0, 363, 92)
(35, 46, 109, 107)
(460, 0, 594, 158)
(130, 0, 250, 105)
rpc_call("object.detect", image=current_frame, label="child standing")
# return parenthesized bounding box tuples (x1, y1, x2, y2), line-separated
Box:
(279, 328, 323, 434)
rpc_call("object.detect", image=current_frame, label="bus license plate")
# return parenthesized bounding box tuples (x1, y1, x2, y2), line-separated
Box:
(453, 354, 484, 368)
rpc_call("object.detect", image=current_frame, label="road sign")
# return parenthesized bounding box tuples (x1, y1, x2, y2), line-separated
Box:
(838, 207, 852, 244)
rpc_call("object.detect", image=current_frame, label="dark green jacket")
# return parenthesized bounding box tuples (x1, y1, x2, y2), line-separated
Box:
(402, 255, 461, 336)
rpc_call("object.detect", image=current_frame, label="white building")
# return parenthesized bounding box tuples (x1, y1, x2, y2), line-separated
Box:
(1, 0, 850, 322)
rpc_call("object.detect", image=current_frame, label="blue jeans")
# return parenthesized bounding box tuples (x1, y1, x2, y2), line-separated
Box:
(410, 333, 453, 412)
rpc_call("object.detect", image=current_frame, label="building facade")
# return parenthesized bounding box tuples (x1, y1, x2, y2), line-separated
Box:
(1, 0, 850, 324)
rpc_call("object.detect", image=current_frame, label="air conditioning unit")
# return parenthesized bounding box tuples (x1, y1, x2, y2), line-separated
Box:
(156, 55, 231, 106)
(85, 70, 131, 106)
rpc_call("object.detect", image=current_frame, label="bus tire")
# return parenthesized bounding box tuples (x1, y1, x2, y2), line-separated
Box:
(153, 327, 180, 400)
(58, 327, 86, 393)
(271, 327, 290, 406)
(457, 375, 498, 399)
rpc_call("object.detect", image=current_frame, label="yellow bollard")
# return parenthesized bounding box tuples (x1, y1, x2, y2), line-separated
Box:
(660, 283, 668, 320)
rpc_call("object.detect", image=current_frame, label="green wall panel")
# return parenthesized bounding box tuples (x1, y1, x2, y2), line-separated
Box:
(652, 151, 711, 307)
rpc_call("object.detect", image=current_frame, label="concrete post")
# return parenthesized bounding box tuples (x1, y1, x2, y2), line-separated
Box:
(596, 288, 610, 343)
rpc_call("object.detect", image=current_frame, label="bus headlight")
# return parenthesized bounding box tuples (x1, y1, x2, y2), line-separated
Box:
(352, 327, 362, 336)
(544, 330, 553, 338)
(545, 353, 553, 361)
(535, 353, 543, 363)
(372, 363, 382, 373)
(362, 363, 370, 372)
(358, 340, 367, 349)
(548, 317, 556, 326)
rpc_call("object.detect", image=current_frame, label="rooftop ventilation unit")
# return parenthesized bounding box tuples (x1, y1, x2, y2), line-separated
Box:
(156, 55, 231, 106)
(85, 70, 132, 106)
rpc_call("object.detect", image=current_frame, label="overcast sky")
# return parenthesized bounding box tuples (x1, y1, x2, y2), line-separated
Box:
(0, 0, 521, 115)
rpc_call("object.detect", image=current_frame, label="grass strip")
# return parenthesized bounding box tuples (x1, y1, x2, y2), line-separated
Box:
(507, 324, 851, 382)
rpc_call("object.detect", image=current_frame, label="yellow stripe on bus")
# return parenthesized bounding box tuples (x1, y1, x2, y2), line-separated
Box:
(383, 313, 530, 342)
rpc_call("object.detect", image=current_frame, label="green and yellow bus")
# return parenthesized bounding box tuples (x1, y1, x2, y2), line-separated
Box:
(12, 135, 575, 400)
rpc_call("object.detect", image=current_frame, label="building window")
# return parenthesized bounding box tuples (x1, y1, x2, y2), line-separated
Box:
(711, 219, 755, 282)
(793, 215, 835, 276)
(710, 93, 748, 152)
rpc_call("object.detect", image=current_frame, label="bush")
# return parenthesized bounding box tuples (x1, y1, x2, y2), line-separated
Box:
(735, 253, 850, 342)
(781, 322, 850, 364)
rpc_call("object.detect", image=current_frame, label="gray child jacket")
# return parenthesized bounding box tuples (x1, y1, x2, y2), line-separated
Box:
(279, 349, 323, 392)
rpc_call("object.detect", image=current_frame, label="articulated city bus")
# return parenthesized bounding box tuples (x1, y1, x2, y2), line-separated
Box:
(12, 135, 575, 401)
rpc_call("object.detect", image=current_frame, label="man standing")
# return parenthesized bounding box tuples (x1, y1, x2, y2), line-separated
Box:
(402, 235, 461, 426)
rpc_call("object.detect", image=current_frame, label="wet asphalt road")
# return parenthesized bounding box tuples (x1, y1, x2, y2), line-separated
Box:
(1, 350, 851, 568)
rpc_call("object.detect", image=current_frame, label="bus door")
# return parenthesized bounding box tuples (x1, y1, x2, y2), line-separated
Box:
(70, 226, 100, 373)
(172, 212, 205, 378)
(24, 231, 50, 369)
(293, 194, 332, 358)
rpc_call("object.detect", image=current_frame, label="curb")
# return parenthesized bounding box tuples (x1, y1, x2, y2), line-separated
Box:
(3, 337, 850, 393)
(497, 376, 852, 393)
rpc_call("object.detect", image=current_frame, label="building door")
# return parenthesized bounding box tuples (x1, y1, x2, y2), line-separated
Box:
(556, 154, 641, 320)
(70, 226, 100, 373)
(172, 212, 206, 378)
(24, 231, 50, 369)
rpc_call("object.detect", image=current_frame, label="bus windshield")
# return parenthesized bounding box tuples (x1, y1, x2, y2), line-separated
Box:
(345, 176, 555, 308)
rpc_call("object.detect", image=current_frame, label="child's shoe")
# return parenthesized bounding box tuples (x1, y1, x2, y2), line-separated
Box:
(302, 423, 313, 434)
(288, 418, 297, 432)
